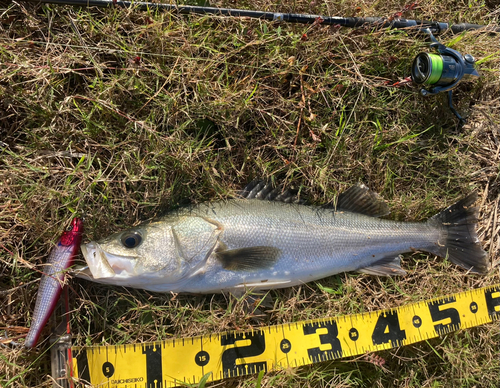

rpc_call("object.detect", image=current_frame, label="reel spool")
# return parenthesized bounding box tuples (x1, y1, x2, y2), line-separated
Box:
(410, 29, 479, 123)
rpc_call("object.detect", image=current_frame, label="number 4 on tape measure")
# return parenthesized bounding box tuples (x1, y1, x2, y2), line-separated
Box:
(372, 310, 406, 346)
(68, 285, 500, 388)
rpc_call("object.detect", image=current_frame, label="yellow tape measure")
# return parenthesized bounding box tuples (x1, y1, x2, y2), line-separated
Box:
(71, 284, 500, 387)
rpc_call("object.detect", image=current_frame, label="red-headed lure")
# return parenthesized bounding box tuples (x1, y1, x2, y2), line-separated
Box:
(24, 218, 83, 348)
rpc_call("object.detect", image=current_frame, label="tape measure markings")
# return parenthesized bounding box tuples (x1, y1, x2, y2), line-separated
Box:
(71, 284, 500, 388)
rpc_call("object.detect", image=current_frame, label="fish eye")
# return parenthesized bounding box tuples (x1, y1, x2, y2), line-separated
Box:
(121, 232, 142, 249)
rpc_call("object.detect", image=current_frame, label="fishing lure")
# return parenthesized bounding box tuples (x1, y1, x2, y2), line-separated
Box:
(24, 218, 83, 348)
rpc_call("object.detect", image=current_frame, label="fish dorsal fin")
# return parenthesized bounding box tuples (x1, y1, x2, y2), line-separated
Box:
(216, 246, 281, 271)
(357, 255, 407, 276)
(337, 183, 390, 217)
(238, 179, 302, 204)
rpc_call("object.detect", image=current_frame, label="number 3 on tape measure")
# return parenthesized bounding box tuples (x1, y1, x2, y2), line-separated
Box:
(303, 321, 342, 361)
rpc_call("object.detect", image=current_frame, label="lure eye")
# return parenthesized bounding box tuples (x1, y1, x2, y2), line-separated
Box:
(121, 232, 142, 249)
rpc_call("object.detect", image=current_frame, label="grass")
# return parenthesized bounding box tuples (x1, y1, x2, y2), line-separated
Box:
(0, 0, 499, 387)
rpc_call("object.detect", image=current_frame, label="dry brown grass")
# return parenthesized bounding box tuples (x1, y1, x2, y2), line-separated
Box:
(0, 0, 499, 387)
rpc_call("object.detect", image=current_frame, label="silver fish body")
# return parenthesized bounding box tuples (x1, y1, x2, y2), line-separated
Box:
(80, 184, 487, 293)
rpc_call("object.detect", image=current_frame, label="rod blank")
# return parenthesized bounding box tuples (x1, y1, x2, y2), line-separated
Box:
(30, 0, 500, 34)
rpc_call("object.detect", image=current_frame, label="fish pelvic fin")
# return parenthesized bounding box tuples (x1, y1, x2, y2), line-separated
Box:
(427, 192, 488, 274)
(357, 255, 407, 276)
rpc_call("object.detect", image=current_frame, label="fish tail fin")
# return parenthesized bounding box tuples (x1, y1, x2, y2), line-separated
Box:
(427, 193, 488, 274)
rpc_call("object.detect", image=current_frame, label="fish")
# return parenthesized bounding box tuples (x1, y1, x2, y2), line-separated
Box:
(78, 182, 488, 294)
(24, 218, 84, 348)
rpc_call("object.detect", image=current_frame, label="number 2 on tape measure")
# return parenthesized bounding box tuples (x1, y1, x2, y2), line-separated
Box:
(221, 332, 267, 378)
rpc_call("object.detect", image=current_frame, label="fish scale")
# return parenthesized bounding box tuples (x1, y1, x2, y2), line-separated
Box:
(171, 200, 437, 292)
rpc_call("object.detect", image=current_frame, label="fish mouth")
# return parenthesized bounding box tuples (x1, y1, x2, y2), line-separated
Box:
(80, 242, 137, 279)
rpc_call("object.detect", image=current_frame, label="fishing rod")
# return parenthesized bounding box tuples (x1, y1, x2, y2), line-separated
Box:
(29, 0, 500, 35)
(29, 0, 499, 122)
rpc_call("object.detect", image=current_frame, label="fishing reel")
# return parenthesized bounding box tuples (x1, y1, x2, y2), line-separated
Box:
(411, 28, 479, 123)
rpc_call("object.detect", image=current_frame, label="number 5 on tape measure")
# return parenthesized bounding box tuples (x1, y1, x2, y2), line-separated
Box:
(70, 284, 500, 388)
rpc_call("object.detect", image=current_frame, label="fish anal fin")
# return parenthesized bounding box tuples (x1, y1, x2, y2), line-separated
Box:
(216, 246, 281, 271)
(337, 183, 390, 217)
(357, 255, 407, 276)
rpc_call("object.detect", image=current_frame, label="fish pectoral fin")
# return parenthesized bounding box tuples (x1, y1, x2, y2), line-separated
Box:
(216, 246, 281, 271)
(357, 255, 407, 276)
(337, 183, 390, 217)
